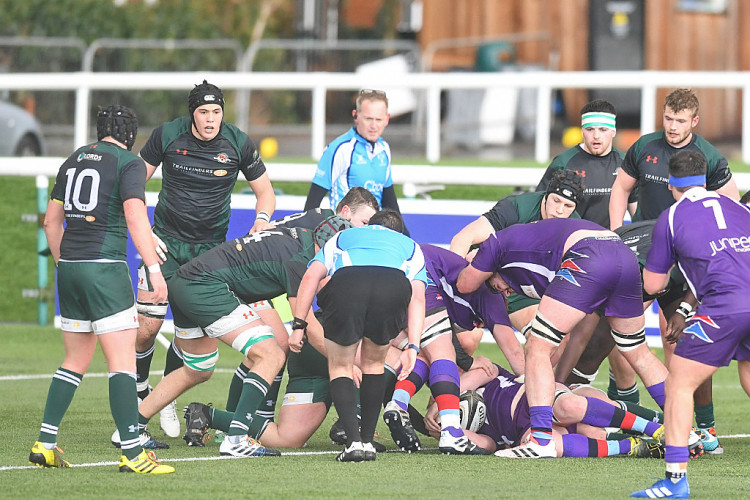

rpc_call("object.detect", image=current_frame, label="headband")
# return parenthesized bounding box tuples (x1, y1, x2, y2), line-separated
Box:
(669, 174, 706, 187)
(581, 112, 616, 129)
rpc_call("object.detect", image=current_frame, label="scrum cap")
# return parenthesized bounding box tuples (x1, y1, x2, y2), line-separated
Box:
(314, 215, 353, 248)
(546, 169, 585, 206)
(96, 105, 138, 150)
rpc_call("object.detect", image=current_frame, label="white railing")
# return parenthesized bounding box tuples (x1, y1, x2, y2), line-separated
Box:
(5, 157, 750, 193)
(1, 70, 749, 164)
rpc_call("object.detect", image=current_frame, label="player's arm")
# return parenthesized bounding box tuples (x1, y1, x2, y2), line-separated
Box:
(716, 176, 740, 201)
(664, 289, 698, 344)
(491, 324, 525, 376)
(449, 216, 494, 258)
(124, 198, 167, 303)
(43, 199, 65, 264)
(456, 264, 492, 294)
(399, 279, 426, 381)
(247, 171, 276, 234)
(608, 169, 637, 230)
(303, 183, 328, 211)
(289, 260, 327, 353)
(286, 295, 327, 356)
(139, 157, 159, 181)
(642, 268, 670, 298)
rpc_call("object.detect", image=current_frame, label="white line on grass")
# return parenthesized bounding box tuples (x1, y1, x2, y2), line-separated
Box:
(0, 369, 237, 381)
(0, 449, 387, 471)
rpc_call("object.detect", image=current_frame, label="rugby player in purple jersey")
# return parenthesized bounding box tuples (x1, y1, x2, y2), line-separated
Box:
(383, 244, 523, 455)
(423, 363, 665, 459)
(457, 217, 668, 459)
(633, 150, 750, 498)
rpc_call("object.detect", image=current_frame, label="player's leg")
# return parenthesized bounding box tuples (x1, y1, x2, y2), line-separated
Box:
(139, 335, 217, 422)
(525, 298, 585, 448)
(354, 337, 391, 460)
(29, 329, 95, 469)
(608, 315, 668, 408)
(248, 303, 289, 424)
(216, 313, 285, 458)
(327, 340, 362, 460)
(632, 355, 714, 498)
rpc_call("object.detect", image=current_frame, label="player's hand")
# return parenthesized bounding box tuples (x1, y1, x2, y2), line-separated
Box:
(289, 328, 305, 353)
(352, 365, 363, 388)
(398, 348, 417, 381)
(472, 355, 495, 376)
(249, 219, 274, 234)
(665, 313, 687, 344)
(149, 271, 168, 303)
(151, 230, 168, 262)
(424, 400, 441, 436)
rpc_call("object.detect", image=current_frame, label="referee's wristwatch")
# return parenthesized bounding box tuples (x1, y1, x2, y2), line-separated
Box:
(406, 343, 421, 354)
(291, 317, 308, 330)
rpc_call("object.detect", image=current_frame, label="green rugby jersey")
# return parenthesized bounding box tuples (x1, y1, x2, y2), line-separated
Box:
(483, 191, 580, 231)
(176, 226, 316, 302)
(621, 131, 732, 221)
(536, 145, 623, 227)
(50, 141, 146, 261)
(140, 117, 266, 243)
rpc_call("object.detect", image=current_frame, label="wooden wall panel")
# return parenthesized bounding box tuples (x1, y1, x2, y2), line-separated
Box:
(418, 0, 744, 140)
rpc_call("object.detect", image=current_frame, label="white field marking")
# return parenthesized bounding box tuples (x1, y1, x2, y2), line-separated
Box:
(2, 448, 425, 472)
(0, 368, 236, 382)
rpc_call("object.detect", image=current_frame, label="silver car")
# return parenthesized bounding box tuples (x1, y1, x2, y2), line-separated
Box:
(0, 100, 46, 156)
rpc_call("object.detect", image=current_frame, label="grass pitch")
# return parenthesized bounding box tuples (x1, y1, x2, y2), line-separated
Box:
(2, 325, 750, 499)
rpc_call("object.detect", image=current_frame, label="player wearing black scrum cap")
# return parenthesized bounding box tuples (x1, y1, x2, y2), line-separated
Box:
(132, 80, 277, 439)
(30, 105, 174, 473)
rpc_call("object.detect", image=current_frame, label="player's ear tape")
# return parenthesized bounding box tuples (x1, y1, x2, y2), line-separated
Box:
(611, 327, 646, 352)
(528, 312, 566, 346)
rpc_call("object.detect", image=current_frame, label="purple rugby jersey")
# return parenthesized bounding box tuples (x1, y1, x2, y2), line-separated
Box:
(421, 244, 511, 330)
(470, 218, 604, 299)
(646, 187, 750, 316)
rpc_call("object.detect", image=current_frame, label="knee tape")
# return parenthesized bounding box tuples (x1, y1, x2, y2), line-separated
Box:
(551, 389, 571, 424)
(136, 301, 168, 319)
(529, 312, 567, 346)
(571, 367, 599, 384)
(182, 349, 219, 372)
(611, 327, 646, 352)
(231, 325, 275, 355)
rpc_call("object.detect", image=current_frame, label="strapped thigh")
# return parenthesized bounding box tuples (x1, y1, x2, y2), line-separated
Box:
(611, 326, 646, 352)
(529, 311, 567, 346)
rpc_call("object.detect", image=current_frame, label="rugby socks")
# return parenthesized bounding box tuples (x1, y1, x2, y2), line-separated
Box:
(109, 371, 142, 460)
(665, 445, 689, 483)
(581, 397, 662, 437)
(225, 363, 250, 413)
(359, 373, 386, 443)
(694, 402, 715, 429)
(256, 363, 286, 423)
(135, 344, 155, 400)
(528, 406, 554, 446)
(617, 400, 664, 424)
(429, 359, 462, 432)
(561, 433, 633, 457)
(646, 381, 666, 409)
(381, 363, 398, 406)
(607, 369, 641, 405)
(330, 376, 360, 445)
(162, 339, 184, 377)
(38, 368, 82, 445)
(392, 358, 428, 411)
(228, 372, 269, 437)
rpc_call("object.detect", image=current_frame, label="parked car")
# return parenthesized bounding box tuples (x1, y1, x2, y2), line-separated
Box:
(0, 100, 46, 156)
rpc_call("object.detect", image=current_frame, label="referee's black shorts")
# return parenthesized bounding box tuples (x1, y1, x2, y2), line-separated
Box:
(317, 266, 411, 347)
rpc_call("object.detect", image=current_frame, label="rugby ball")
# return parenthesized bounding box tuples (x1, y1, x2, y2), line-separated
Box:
(459, 390, 487, 432)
